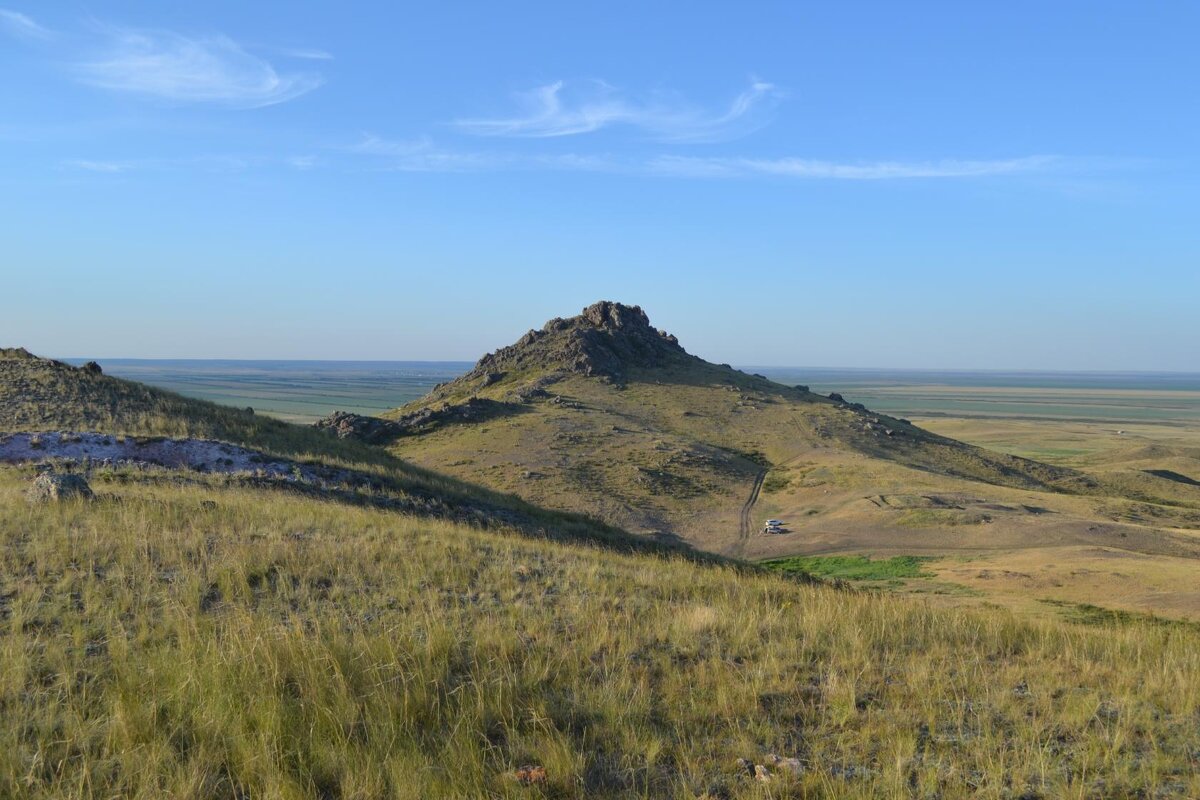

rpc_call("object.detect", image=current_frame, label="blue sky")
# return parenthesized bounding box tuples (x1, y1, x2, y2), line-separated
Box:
(2, 2, 1197, 369)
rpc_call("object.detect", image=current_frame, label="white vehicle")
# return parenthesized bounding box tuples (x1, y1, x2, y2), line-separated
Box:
(765, 519, 784, 527)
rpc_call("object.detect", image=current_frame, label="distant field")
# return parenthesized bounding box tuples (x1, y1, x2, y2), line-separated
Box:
(62, 360, 1200, 426)
(64, 359, 473, 422)
(753, 367, 1200, 425)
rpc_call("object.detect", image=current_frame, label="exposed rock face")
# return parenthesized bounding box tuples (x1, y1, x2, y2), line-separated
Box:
(81, 361, 103, 375)
(314, 411, 406, 443)
(315, 399, 513, 443)
(451, 301, 691, 390)
(26, 473, 94, 502)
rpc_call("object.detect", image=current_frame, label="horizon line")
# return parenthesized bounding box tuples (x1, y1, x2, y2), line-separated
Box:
(50, 356, 1200, 377)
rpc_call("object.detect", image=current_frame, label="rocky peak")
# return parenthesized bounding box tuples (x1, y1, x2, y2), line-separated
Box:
(440, 301, 692, 394)
(580, 300, 650, 331)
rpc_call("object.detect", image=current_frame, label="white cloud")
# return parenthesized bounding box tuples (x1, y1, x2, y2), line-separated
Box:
(650, 154, 1057, 180)
(456, 79, 779, 142)
(77, 28, 323, 107)
(0, 8, 51, 39)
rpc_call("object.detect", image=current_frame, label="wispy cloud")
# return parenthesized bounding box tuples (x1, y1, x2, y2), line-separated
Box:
(0, 8, 52, 39)
(76, 27, 323, 107)
(650, 154, 1058, 180)
(58, 154, 298, 174)
(348, 134, 499, 171)
(350, 134, 435, 157)
(278, 47, 333, 61)
(350, 135, 1057, 181)
(62, 159, 130, 173)
(455, 79, 779, 142)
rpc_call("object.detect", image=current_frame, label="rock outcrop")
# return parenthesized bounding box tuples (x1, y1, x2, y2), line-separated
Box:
(26, 473, 94, 502)
(315, 398, 515, 443)
(314, 411, 406, 443)
(442, 301, 693, 395)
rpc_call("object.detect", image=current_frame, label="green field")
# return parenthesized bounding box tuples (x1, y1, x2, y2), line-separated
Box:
(762, 554, 936, 581)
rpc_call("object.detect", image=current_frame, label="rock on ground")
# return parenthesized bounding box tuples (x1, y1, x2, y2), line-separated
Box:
(26, 473, 94, 502)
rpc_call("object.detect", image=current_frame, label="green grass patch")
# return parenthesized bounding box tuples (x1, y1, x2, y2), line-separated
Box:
(762, 469, 791, 493)
(761, 554, 937, 581)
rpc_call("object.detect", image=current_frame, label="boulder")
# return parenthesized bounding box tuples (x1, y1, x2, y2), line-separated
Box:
(27, 473, 94, 502)
(314, 411, 405, 443)
(81, 361, 103, 375)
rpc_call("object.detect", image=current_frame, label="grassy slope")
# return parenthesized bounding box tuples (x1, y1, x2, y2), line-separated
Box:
(385, 359, 1200, 554)
(3, 470, 1199, 799)
(0, 348, 694, 558)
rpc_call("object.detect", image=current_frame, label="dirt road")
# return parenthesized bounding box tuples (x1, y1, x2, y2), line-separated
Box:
(736, 468, 767, 556)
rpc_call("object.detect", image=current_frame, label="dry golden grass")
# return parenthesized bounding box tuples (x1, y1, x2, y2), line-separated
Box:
(3, 467, 1199, 798)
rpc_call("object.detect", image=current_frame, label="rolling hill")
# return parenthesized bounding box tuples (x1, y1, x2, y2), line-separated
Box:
(367, 303, 1200, 560)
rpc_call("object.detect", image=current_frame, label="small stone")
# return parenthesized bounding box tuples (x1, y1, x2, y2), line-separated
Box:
(754, 764, 771, 783)
(766, 754, 803, 774)
(513, 765, 547, 785)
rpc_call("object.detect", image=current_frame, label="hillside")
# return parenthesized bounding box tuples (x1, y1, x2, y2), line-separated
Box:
(0, 347, 692, 558)
(4, 340, 1199, 796)
(346, 303, 1200, 619)
(3, 467, 1199, 798)
(371, 304, 1199, 549)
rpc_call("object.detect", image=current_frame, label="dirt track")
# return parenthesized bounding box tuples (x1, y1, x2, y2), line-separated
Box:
(736, 469, 767, 555)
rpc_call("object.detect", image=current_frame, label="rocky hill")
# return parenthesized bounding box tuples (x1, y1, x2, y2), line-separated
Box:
(441, 300, 698, 390)
(369, 302, 1200, 558)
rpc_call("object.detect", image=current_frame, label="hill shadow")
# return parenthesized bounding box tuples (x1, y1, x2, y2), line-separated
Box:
(1144, 469, 1200, 487)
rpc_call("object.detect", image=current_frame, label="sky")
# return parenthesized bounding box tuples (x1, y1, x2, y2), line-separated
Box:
(1, 2, 1197, 370)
